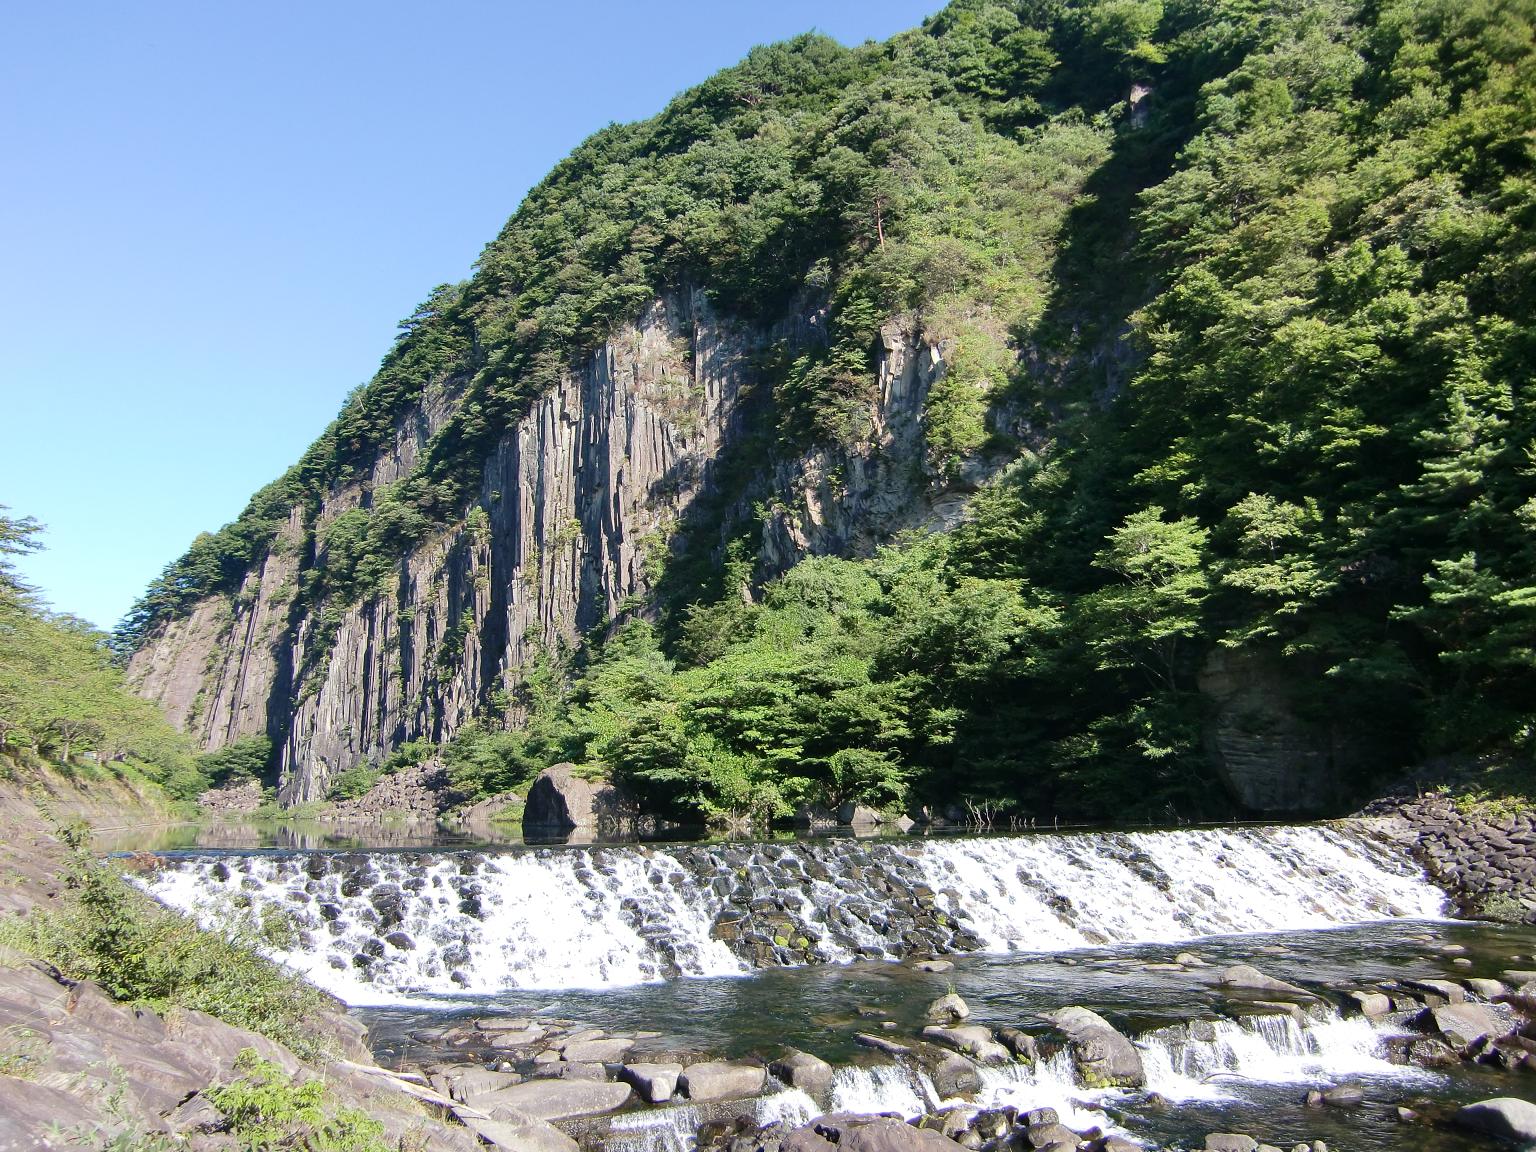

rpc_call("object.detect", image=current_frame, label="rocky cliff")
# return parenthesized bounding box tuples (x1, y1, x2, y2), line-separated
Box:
(128, 290, 962, 801)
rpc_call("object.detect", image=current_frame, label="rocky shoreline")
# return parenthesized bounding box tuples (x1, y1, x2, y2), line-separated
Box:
(377, 946, 1536, 1152)
(1374, 793, 1536, 926)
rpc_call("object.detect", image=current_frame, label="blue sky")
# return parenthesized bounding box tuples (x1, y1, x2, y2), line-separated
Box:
(1, 0, 941, 630)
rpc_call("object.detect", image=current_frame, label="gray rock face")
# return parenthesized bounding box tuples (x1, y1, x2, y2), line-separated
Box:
(128, 293, 964, 800)
(478, 1078, 633, 1121)
(1198, 647, 1350, 813)
(1043, 1006, 1144, 1088)
(680, 1059, 767, 1102)
(1455, 1097, 1536, 1142)
(524, 765, 633, 834)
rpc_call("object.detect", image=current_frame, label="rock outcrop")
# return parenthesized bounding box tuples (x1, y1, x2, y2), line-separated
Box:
(128, 292, 961, 802)
(523, 763, 633, 835)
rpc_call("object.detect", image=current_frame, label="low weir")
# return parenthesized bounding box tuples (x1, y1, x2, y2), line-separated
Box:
(144, 824, 1444, 1004)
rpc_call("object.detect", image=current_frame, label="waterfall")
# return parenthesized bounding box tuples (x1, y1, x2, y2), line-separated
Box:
(1135, 1009, 1439, 1102)
(141, 825, 1445, 1003)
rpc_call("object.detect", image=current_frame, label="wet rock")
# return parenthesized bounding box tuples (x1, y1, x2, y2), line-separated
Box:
(996, 1027, 1038, 1062)
(477, 1079, 632, 1121)
(1204, 1136, 1258, 1152)
(1043, 1006, 1144, 1088)
(854, 1033, 911, 1057)
(618, 1061, 683, 1104)
(920, 1024, 1009, 1065)
(681, 1059, 767, 1102)
(1347, 991, 1392, 1018)
(1217, 965, 1313, 998)
(925, 993, 970, 1023)
(1404, 977, 1466, 1006)
(561, 1037, 634, 1063)
(1466, 978, 1509, 1000)
(1430, 1002, 1506, 1049)
(1320, 1083, 1364, 1107)
(912, 960, 953, 973)
(802, 1114, 961, 1152)
(1455, 1097, 1536, 1142)
(769, 1050, 834, 1097)
(1025, 1120, 1079, 1148)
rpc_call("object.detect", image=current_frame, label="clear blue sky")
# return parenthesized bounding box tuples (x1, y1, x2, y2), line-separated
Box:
(1, 0, 941, 630)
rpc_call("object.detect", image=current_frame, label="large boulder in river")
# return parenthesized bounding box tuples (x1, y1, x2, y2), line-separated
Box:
(1043, 1007, 1144, 1088)
(790, 1114, 965, 1152)
(1217, 964, 1314, 998)
(478, 1079, 632, 1121)
(1430, 1002, 1507, 1049)
(769, 1050, 834, 1097)
(680, 1059, 766, 1102)
(1455, 1098, 1536, 1143)
(522, 764, 632, 834)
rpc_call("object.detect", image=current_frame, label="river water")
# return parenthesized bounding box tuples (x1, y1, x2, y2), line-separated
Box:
(134, 823, 1536, 1151)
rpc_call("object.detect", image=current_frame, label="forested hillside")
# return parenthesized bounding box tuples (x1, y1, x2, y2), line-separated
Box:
(0, 508, 204, 799)
(121, 0, 1535, 824)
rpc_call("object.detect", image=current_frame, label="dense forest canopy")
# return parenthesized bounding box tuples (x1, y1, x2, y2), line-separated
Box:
(116, 0, 1535, 823)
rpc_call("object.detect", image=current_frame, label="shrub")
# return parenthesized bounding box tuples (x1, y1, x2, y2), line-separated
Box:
(208, 1049, 391, 1152)
(0, 824, 334, 1059)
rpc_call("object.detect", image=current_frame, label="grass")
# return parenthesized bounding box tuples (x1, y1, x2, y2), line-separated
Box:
(0, 822, 336, 1060)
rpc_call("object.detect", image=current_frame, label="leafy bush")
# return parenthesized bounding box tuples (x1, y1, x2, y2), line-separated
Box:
(208, 1049, 391, 1152)
(0, 824, 334, 1060)
(195, 735, 275, 790)
(325, 764, 382, 801)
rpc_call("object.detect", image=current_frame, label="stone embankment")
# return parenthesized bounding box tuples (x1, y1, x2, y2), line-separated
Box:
(1371, 793, 1536, 924)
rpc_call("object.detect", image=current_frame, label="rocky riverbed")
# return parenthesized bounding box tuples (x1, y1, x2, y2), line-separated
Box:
(365, 944, 1536, 1152)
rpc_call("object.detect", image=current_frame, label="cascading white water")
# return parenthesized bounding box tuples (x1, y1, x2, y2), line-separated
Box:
(141, 825, 1445, 1003)
(1136, 1008, 1440, 1102)
(912, 827, 1443, 952)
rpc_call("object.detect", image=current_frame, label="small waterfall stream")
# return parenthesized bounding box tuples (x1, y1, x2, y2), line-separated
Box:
(143, 825, 1444, 1003)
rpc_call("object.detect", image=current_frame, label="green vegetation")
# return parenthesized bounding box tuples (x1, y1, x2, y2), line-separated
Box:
(0, 508, 204, 799)
(207, 1049, 394, 1152)
(0, 824, 334, 1060)
(118, 0, 1536, 821)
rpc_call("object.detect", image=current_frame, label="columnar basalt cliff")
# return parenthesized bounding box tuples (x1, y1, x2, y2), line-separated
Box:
(128, 291, 956, 800)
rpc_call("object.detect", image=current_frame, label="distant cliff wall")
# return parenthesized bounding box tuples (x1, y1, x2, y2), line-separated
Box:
(128, 290, 960, 802)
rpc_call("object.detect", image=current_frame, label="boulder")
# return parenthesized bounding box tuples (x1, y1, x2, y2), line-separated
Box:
(837, 803, 885, 826)
(1320, 1083, 1363, 1107)
(464, 1107, 580, 1152)
(680, 1059, 767, 1102)
(1404, 978, 1465, 1006)
(1217, 965, 1313, 998)
(1455, 1097, 1536, 1142)
(561, 1037, 634, 1063)
(1466, 978, 1510, 1000)
(921, 1024, 1009, 1065)
(1204, 1136, 1258, 1152)
(804, 1114, 961, 1152)
(913, 960, 955, 974)
(1347, 991, 1392, 1018)
(1026, 1121, 1079, 1147)
(618, 1062, 683, 1104)
(926, 993, 970, 1023)
(1043, 1007, 1144, 1088)
(1431, 1002, 1506, 1049)
(522, 764, 631, 833)
(996, 1027, 1038, 1062)
(477, 1079, 632, 1121)
(915, 1045, 983, 1099)
(769, 1050, 834, 1097)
